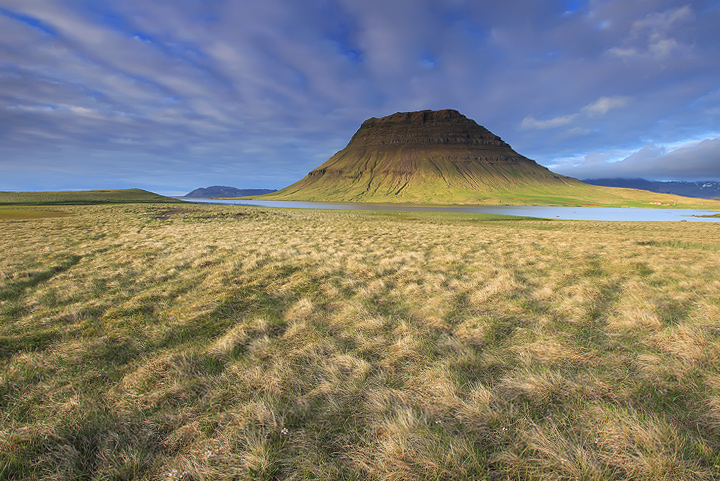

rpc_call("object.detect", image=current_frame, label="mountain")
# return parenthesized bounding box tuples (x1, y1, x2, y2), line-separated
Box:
(583, 179, 720, 199)
(185, 186, 277, 198)
(251, 109, 720, 208)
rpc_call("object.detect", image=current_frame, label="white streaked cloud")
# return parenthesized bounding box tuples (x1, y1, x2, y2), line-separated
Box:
(0, 0, 718, 193)
(521, 114, 577, 130)
(583, 96, 631, 116)
(521, 96, 630, 130)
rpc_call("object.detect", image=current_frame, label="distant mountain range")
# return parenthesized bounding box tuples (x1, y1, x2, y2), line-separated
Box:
(582, 179, 720, 199)
(185, 186, 277, 198)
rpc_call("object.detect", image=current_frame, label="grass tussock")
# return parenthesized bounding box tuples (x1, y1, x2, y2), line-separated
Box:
(1, 203, 720, 479)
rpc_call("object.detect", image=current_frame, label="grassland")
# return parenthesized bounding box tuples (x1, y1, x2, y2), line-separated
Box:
(0, 188, 180, 205)
(0, 208, 72, 221)
(2, 203, 720, 480)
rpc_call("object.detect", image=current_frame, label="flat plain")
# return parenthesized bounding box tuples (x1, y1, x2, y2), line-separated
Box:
(1, 203, 720, 480)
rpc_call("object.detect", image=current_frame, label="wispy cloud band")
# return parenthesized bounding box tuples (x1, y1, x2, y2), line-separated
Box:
(1, 0, 719, 192)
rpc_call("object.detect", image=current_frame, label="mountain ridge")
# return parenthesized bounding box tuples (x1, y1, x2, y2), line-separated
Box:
(583, 178, 720, 199)
(185, 186, 277, 198)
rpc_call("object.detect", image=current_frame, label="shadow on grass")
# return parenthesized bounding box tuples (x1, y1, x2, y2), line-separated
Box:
(0, 255, 82, 303)
(0, 405, 163, 480)
(0, 255, 82, 360)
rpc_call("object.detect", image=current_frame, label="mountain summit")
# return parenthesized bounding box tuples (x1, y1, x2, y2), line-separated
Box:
(258, 109, 579, 203)
(252, 110, 718, 207)
(349, 109, 509, 148)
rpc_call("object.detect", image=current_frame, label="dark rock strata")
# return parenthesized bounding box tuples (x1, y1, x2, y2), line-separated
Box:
(349, 109, 507, 147)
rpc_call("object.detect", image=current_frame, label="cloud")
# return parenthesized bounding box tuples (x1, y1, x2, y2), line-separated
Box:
(607, 47, 637, 58)
(632, 5, 693, 33)
(0, 0, 719, 193)
(521, 114, 577, 130)
(521, 96, 630, 130)
(550, 138, 720, 181)
(607, 4, 694, 59)
(583, 96, 630, 116)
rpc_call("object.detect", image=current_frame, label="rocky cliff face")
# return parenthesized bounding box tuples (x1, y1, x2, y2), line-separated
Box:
(347, 109, 507, 148)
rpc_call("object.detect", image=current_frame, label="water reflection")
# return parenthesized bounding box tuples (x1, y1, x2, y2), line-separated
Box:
(179, 198, 720, 223)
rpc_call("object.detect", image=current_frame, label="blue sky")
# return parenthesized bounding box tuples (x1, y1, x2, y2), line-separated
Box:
(1, 0, 719, 195)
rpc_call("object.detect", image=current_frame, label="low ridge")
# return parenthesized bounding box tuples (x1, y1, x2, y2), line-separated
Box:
(185, 186, 277, 198)
(0, 188, 180, 205)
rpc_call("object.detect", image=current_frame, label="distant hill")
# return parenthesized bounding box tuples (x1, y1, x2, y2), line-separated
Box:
(185, 186, 277, 198)
(583, 179, 720, 199)
(0, 189, 180, 205)
(249, 109, 720, 208)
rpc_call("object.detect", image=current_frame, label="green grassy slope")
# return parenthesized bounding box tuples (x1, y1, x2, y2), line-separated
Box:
(0, 188, 181, 205)
(251, 147, 720, 208)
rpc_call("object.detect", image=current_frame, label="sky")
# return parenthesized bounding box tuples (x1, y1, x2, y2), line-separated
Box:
(1, 0, 719, 195)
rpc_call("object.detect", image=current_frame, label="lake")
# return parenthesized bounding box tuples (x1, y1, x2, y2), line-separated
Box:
(179, 198, 720, 223)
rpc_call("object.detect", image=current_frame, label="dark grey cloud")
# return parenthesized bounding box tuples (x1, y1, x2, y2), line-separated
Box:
(0, 0, 719, 194)
(551, 138, 720, 181)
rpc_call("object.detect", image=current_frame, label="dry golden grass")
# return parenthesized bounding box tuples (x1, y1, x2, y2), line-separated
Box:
(0, 207, 72, 220)
(1, 203, 720, 480)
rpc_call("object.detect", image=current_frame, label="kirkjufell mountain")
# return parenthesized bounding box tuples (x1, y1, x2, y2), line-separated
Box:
(252, 110, 718, 207)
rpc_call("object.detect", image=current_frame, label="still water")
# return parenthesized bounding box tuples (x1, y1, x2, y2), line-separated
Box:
(180, 198, 720, 223)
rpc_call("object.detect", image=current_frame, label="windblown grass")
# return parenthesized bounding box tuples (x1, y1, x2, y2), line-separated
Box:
(1, 203, 719, 480)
